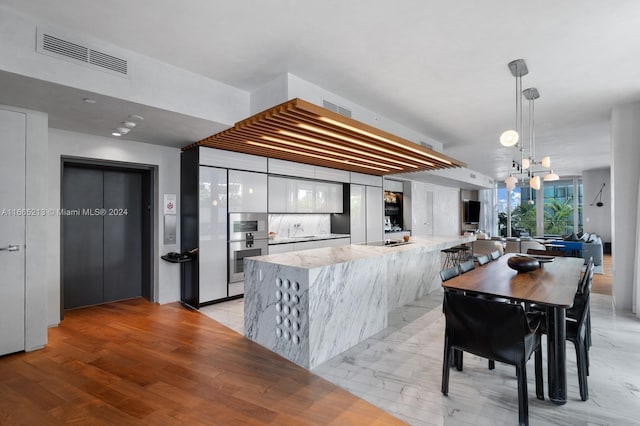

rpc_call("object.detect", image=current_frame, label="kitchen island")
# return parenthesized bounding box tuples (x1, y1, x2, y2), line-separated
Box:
(244, 235, 472, 369)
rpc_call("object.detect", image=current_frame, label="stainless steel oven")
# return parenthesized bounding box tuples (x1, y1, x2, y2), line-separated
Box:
(228, 213, 268, 283)
(228, 213, 268, 242)
(228, 238, 268, 283)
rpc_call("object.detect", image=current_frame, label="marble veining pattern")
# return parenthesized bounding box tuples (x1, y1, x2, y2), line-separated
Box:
(308, 256, 387, 368)
(255, 235, 473, 269)
(244, 260, 310, 367)
(268, 213, 330, 237)
(244, 235, 472, 369)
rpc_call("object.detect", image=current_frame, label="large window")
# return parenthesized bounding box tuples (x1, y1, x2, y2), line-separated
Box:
(497, 178, 582, 237)
(543, 179, 578, 235)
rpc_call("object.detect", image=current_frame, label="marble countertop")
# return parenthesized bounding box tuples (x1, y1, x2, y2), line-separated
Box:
(268, 233, 350, 245)
(255, 235, 473, 269)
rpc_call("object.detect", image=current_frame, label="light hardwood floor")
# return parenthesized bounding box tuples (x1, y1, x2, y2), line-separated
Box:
(591, 254, 612, 295)
(0, 300, 403, 425)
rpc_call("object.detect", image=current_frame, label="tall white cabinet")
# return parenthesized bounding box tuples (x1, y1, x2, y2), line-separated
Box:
(366, 186, 384, 242)
(350, 183, 383, 244)
(199, 166, 228, 303)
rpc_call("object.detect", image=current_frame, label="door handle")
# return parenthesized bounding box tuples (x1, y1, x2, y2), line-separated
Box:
(0, 244, 20, 252)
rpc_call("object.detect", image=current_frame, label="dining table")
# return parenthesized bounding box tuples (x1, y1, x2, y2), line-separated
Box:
(441, 253, 584, 405)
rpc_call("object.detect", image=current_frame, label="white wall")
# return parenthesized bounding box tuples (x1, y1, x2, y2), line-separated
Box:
(0, 5, 248, 125)
(47, 129, 181, 326)
(611, 103, 640, 312)
(582, 168, 612, 242)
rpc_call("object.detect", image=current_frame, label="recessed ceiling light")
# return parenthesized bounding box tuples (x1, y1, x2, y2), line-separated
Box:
(116, 127, 131, 134)
(83, 98, 96, 104)
(128, 114, 144, 121)
(122, 121, 137, 128)
(112, 131, 122, 137)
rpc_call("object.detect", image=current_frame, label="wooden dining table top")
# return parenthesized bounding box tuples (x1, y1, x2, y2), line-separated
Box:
(442, 254, 584, 307)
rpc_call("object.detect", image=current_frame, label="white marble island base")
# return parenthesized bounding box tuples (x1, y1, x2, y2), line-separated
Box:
(244, 235, 471, 369)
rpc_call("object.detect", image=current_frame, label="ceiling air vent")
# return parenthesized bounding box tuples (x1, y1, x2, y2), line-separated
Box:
(36, 27, 129, 78)
(323, 99, 352, 118)
(419, 141, 434, 150)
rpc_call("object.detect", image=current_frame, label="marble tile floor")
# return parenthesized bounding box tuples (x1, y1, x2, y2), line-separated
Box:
(199, 297, 245, 334)
(199, 291, 640, 426)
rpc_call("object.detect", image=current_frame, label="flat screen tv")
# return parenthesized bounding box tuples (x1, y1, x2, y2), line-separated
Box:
(464, 200, 481, 224)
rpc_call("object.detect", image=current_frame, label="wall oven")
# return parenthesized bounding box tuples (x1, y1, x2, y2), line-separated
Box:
(228, 213, 268, 283)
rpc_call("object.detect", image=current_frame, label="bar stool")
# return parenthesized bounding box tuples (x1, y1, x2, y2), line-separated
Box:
(455, 245, 471, 263)
(441, 247, 460, 269)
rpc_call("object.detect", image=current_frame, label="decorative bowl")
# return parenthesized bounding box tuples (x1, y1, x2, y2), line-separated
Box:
(507, 255, 540, 273)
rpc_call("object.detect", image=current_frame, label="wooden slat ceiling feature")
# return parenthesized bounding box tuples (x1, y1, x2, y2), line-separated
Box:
(185, 98, 466, 176)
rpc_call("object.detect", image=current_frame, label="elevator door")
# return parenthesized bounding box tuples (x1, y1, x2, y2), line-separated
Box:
(62, 166, 143, 309)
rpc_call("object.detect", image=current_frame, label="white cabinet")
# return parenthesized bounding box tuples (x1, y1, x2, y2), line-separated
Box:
(366, 186, 384, 243)
(315, 166, 350, 183)
(321, 237, 350, 247)
(268, 237, 350, 255)
(228, 170, 268, 213)
(199, 147, 267, 172)
(268, 177, 343, 213)
(268, 243, 293, 254)
(292, 179, 315, 212)
(268, 158, 315, 178)
(350, 184, 366, 244)
(199, 166, 228, 303)
(351, 184, 383, 244)
(294, 240, 320, 251)
(268, 176, 287, 212)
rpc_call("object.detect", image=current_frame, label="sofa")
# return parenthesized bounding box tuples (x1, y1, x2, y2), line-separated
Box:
(504, 238, 546, 254)
(548, 232, 603, 266)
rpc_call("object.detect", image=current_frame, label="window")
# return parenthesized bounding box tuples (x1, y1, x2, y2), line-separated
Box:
(497, 177, 583, 237)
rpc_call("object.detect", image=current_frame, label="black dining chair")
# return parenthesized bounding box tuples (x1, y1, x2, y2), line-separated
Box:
(440, 265, 460, 282)
(476, 254, 490, 266)
(541, 265, 592, 401)
(459, 259, 475, 273)
(442, 291, 544, 426)
(570, 257, 594, 353)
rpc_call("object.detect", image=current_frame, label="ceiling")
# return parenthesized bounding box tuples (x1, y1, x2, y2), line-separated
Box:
(2, 0, 638, 181)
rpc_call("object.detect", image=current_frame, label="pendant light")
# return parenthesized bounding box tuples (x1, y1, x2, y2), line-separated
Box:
(530, 175, 541, 191)
(544, 170, 559, 181)
(502, 59, 528, 192)
(500, 59, 528, 147)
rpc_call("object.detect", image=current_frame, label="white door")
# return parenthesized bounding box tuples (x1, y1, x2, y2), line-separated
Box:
(0, 109, 26, 355)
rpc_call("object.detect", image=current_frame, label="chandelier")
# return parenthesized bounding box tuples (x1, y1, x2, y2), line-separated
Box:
(501, 59, 556, 192)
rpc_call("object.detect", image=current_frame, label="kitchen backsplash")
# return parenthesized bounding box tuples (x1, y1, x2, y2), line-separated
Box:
(269, 214, 331, 238)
